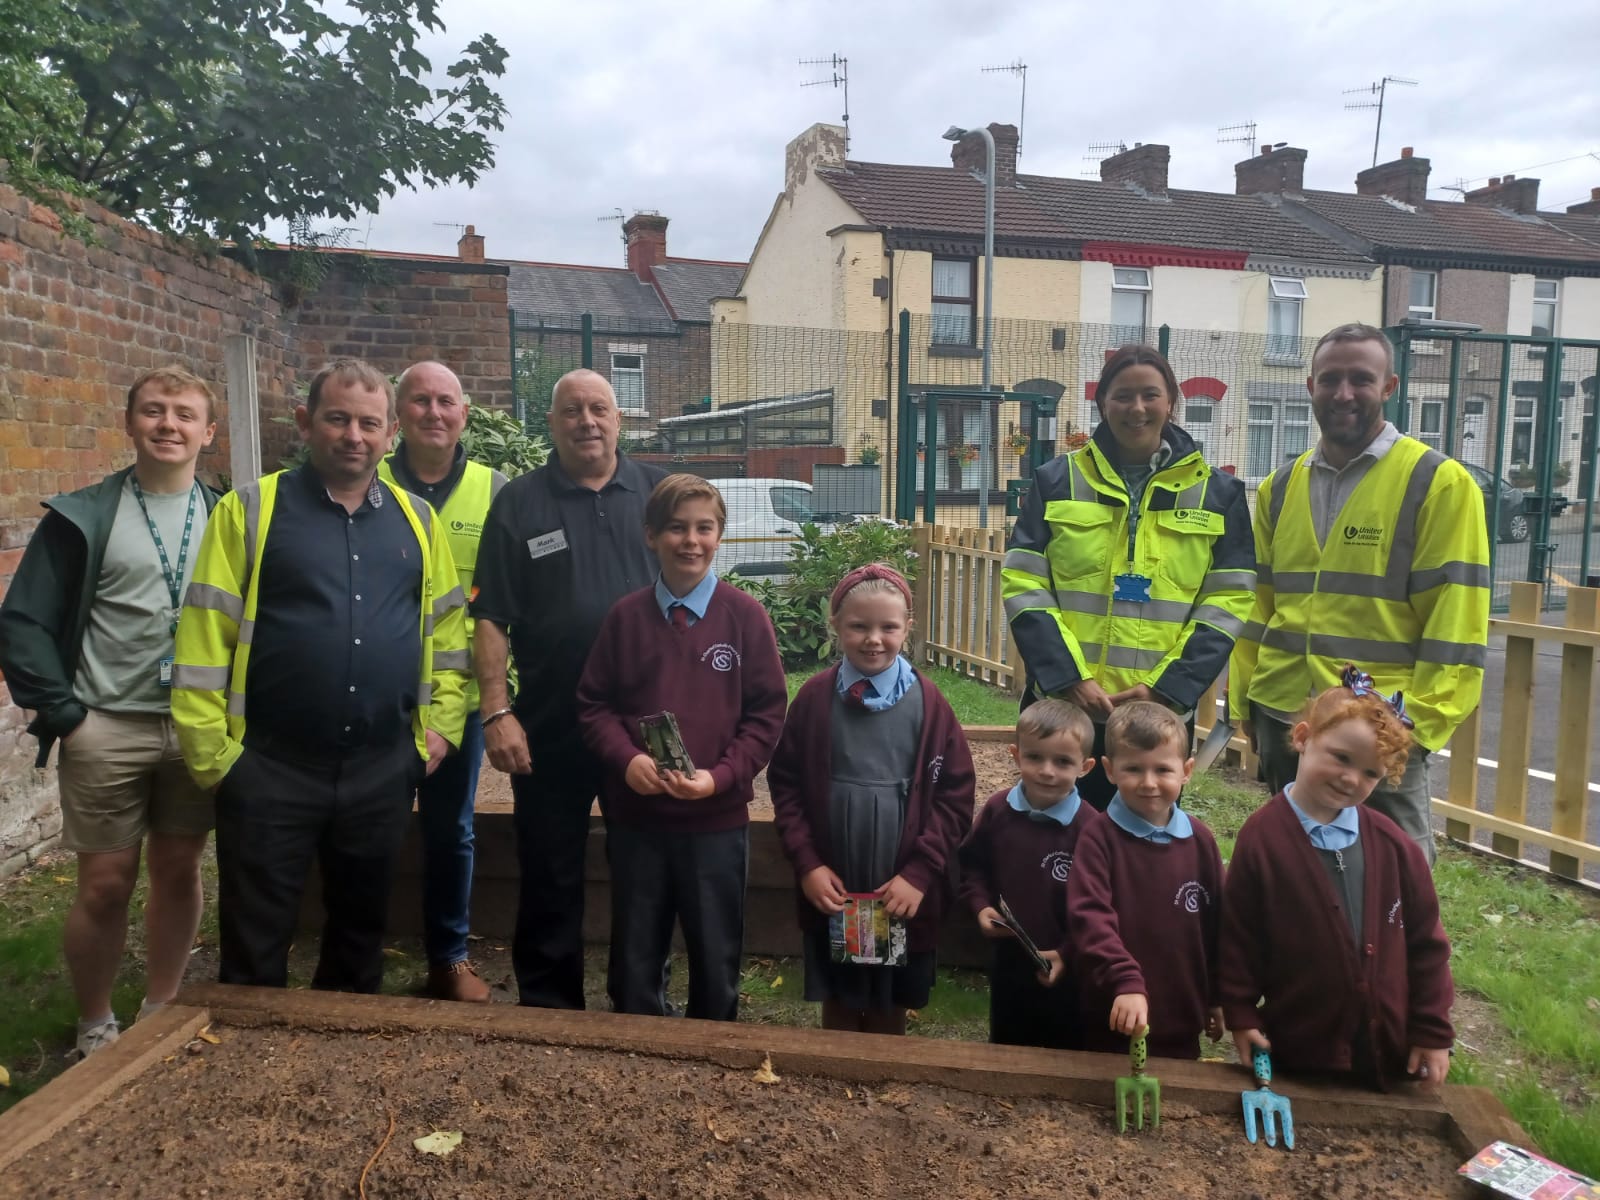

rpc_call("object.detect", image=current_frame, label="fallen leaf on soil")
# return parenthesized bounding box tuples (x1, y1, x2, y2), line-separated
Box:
(1586, 997, 1599, 1013)
(195, 1026, 221, 1045)
(707, 1117, 732, 1143)
(52, 876, 72, 884)
(413, 1131, 463, 1157)
(382, 947, 408, 958)
(770, 976, 783, 989)
(752, 1055, 781, 1084)
(0, 1065, 9, 1087)
(1481, 912, 1503, 926)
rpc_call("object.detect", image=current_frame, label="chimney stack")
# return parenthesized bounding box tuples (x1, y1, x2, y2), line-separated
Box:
(623, 212, 669, 282)
(1464, 173, 1541, 214)
(784, 123, 847, 197)
(1567, 187, 1600, 216)
(950, 123, 1019, 188)
(1234, 144, 1307, 196)
(1100, 143, 1171, 197)
(456, 224, 485, 263)
(1355, 148, 1431, 206)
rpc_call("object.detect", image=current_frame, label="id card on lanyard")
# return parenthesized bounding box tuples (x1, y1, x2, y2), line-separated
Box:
(130, 477, 198, 688)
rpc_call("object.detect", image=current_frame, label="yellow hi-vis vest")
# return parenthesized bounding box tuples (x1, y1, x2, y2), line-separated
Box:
(378, 455, 504, 710)
(1228, 436, 1489, 751)
(1002, 426, 1257, 712)
(170, 471, 470, 790)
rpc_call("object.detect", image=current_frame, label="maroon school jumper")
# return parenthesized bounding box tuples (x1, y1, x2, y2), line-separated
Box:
(576, 581, 787, 832)
(767, 666, 975, 952)
(1218, 794, 1454, 1087)
(959, 787, 1088, 959)
(1066, 809, 1224, 1059)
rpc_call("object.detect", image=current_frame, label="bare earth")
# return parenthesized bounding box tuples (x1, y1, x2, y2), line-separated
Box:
(8, 1024, 1473, 1200)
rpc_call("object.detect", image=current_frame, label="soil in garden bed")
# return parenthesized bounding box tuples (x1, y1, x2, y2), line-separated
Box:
(10, 1024, 1472, 1200)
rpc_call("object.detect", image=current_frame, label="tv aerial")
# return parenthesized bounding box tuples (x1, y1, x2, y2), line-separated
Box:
(1343, 76, 1418, 167)
(981, 59, 1028, 159)
(800, 54, 850, 151)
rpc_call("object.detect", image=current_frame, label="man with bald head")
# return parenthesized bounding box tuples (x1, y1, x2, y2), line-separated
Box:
(378, 361, 506, 1002)
(472, 369, 666, 1008)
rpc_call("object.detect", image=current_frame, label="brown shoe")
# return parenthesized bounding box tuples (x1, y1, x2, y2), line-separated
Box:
(428, 960, 491, 1003)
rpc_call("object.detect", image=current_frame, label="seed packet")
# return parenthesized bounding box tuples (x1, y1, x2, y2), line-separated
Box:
(639, 711, 694, 775)
(829, 894, 908, 966)
(996, 896, 1052, 975)
(1459, 1141, 1600, 1199)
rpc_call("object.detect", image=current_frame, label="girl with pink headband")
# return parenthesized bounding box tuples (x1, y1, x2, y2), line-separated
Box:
(768, 562, 975, 1035)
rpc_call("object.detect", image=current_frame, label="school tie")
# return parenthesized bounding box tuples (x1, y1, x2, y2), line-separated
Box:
(844, 679, 872, 708)
(670, 604, 691, 630)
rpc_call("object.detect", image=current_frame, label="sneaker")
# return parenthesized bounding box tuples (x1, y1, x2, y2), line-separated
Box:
(426, 960, 491, 1004)
(72, 1017, 121, 1061)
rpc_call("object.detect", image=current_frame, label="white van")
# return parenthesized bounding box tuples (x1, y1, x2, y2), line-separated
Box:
(712, 478, 832, 579)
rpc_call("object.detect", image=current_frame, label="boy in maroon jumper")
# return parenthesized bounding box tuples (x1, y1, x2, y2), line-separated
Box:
(1219, 673, 1453, 1090)
(576, 475, 786, 1020)
(1066, 701, 1225, 1060)
(960, 699, 1097, 1049)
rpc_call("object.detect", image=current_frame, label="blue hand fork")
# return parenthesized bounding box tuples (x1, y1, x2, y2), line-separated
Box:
(1241, 1047, 1296, 1150)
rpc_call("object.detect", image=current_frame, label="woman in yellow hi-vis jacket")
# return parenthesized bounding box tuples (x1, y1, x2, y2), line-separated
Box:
(1001, 345, 1256, 809)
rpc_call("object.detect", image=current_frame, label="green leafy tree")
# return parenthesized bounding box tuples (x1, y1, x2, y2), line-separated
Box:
(0, 0, 507, 248)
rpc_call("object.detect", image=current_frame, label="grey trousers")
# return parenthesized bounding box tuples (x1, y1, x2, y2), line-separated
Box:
(1252, 708, 1437, 868)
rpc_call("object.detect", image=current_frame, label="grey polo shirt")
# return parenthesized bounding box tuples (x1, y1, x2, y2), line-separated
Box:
(1307, 421, 1402, 546)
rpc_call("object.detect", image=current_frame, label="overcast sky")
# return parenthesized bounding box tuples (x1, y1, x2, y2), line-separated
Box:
(325, 0, 1600, 268)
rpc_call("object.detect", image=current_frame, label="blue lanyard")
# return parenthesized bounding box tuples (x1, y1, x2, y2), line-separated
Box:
(129, 478, 198, 634)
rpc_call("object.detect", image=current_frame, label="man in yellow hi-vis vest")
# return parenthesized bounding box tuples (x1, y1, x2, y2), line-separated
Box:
(172, 358, 469, 992)
(1229, 324, 1489, 867)
(380, 360, 506, 1004)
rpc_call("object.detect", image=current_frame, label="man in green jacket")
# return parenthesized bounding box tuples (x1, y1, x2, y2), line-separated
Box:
(0, 367, 219, 1059)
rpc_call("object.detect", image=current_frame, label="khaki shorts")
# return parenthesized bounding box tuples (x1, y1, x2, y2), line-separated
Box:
(57, 708, 214, 854)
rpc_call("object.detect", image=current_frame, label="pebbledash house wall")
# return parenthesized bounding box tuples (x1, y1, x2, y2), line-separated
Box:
(0, 181, 511, 875)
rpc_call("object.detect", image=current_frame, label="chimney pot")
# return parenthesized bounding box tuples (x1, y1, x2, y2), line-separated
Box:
(1235, 144, 1307, 196)
(1465, 174, 1540, 214)
(1568, 187, 1600, 214)
(1355, 151, 1431, 206)
(456, 224, 485, 263)
(1260, 144, 1270, 155)
(1100, 142, 1171, 196)
(622, 212, 669, 282)
(1400, 147, 1413, 159)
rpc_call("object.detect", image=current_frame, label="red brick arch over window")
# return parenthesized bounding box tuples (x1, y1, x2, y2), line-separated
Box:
(1180, 376, 1226, 401)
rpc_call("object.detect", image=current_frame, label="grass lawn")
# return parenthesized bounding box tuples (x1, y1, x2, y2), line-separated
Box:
(2, 673, 1597, 1179)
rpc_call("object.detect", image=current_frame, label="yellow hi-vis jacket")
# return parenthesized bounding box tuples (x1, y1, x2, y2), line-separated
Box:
(378, 452, 506, 712)
(1227, 436, 1489, 751)
(1002, 423, 1257, 712)
(171, 471, 470, 790)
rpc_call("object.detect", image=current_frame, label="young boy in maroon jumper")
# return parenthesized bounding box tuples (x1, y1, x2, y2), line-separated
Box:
(1219, 671, 1453, 1090)
(1066, 701, 1225, 1060)
(960, 699, 1096, 1049)
(576, 475, 787, 1021)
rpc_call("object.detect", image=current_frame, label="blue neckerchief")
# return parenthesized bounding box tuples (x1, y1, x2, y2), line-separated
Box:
(1107, 793, 1194, 842)
(1005, 781, 1082, 826)
(654, 571, 718, 626)
(1284, 782, 1361, 851)
(836, 654, 915, 712)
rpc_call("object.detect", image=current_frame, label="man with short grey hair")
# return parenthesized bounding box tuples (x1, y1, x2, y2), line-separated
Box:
(472, 368, 666, 1008)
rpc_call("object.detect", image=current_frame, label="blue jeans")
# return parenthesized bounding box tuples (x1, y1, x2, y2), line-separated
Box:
(417, 713, 484, 967)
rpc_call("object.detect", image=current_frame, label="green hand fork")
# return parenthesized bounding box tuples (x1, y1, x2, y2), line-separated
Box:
(1241, 1046, 1296, 1150)
(1114, 1024, 1160, 1132)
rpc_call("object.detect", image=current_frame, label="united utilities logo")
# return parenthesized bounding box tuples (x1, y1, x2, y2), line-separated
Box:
(1343, 523, 1384, 547)
(451, 518, 484, 536)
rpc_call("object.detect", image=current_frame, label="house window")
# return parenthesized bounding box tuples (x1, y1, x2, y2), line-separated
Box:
(932, 257, 976, 345)
(1532, 279, 1559, 338)
(1409, 270, 1438, 321)
(1266, 276, 1307, 361)
(1246, 397, 1313, 482)
(1184, 399, 1214, 458)
(1111, 267, 1150, 345)
(1511, 398, 1535, 466)
(930, 400, 995, 493)
(1417, 399, 1444, 452)
(611, 353, 646, 414)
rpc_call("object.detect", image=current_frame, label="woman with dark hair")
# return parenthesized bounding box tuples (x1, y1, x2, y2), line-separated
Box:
(1000, 344, 1256, 809)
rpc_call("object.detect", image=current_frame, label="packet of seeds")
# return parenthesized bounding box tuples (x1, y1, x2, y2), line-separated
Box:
(829, 894, 908, 966)
(639, 711, 694, 775)
(996, 896, 1052, 976)
(1459, 1141, 1600, 1199)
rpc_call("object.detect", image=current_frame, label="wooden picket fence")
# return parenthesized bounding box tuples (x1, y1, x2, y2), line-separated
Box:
(913, 519, 1600, 883)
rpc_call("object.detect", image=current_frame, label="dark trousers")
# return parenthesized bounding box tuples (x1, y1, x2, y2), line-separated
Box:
(214, 733, 420, 992)
(510, 744, 601, 1009)
(988, 940, 1082, 1050)
(416, 713, 484, 967)
(605, 821, 749, 1021)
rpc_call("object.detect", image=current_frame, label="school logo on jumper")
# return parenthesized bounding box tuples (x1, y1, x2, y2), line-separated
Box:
(1041, 850, 1073, 883)
(701, 643, 740, 672)
(1173, 880, 1210, 913)
(1387, 898, 1403, 927)
(927, 755, 944, 783)
(1343, 523, 1384, 547)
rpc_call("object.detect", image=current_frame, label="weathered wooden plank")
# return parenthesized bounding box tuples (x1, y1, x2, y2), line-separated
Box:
(1444, 706, 1482, 845)
(1488, 618, 1600, 650)
(1432, 800, 1596, 869)
(1550, 589, 1598, 879)
(1492, 583, 1540, 858)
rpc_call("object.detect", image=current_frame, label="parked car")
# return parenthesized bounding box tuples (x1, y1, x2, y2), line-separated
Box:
(1459, 462, 1529, 543)
(712, 478, 835, 579)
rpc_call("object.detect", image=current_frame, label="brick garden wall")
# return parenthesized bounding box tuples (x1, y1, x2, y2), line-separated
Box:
(0, 186, 512, 874)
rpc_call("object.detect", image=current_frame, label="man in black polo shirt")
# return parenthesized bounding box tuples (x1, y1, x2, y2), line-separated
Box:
(173, 359, 469, 993)
(472, 368, 665, 1008)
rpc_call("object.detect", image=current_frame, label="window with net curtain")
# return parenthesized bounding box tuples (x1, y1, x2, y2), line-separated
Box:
(932, 258, 975, 344)
(1110, 267, 1149, 345)
(1247, 397, 1312, 481)
(933, 401, 991, 491)
(1267, 277, 1306, 359)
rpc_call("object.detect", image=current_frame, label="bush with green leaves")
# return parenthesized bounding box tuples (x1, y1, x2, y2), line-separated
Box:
(728, 519, 919, 669)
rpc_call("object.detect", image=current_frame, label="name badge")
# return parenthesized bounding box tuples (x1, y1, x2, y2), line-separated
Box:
(1113, 573, 1153, 604)
(527, 529, 569, 561)
(158, 656, 174, 688)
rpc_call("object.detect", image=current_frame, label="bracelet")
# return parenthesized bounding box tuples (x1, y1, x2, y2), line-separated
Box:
(480, 707, 515, 728)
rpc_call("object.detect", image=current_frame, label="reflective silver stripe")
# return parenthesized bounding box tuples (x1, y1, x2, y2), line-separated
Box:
(185, 583, 244, 624)
(1269, 571, 1318, 595)
(423, 615, 435, 637)
(1387, 449, 1444, 577)
(1076, 640, 1103, 663)
(239, 481, 263, 590)
(170, 664, 229, 689)
(1266, 466, 1293, 532)
(418, 683, 433, 706)
(1315, 571, 1407, 601)
(1111, 597, 1192, 623)
(1191, 605, 1246, 639)
(238, 618, 255, 647)
(226, 689, 246, 716)
(1066, 454, 1092, 500)
(1004, 590, 1056, 620)
(1307, 633, 1416, 665)
(1409, 562, 1491, 592)
(1418, 639, 1487, 668)
(433, 649, 470, 671)
(1262, 626, 1305, 653)
(432, 585, 466, 618)
(1202, 570, 1255, 592)
(1242, 620, 1267, 641)
(1004, 548, 1049, 573)
(1175, 479, 1206, 508)
(1055, 590, 1109, 617)
(1103, 645, 1167, 671)
(413, 497, 432, 541)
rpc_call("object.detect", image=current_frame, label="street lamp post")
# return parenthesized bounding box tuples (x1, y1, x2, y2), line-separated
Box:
(944, 124, 996, 527)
